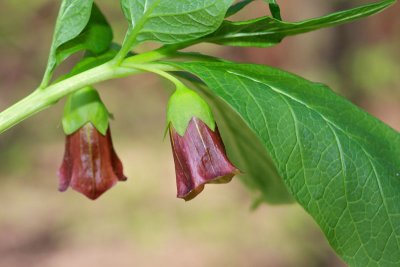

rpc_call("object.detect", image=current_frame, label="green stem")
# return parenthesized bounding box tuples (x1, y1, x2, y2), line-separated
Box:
(40, 65, 53, 89)
(124, 48, 171, 64)
(0, 62, 138, 134)
(123, 62, 184, 88)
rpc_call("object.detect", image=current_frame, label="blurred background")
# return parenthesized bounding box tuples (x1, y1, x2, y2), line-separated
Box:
(0, 1, 399, 266)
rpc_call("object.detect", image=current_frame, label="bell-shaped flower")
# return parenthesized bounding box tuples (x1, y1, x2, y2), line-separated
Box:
(58, 87, 126, 200)
(58, 124, 126, 200)
(167, 86, 239, 200)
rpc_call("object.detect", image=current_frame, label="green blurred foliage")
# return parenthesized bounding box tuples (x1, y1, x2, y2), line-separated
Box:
(351, 43, 400, 93)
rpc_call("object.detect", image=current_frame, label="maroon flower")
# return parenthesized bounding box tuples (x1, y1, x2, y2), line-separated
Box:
(58, 123, 126, 200)
(169, 117, 239, 201)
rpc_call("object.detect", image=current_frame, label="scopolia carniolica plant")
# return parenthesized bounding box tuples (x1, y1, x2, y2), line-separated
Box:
(0, 1, 398, 266)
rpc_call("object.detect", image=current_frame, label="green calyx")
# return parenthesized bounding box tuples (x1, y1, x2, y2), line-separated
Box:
(62, 86, 109, 135)
(167, 86, 215, 136)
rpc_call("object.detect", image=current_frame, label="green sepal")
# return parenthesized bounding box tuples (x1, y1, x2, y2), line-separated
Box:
(167, 87, 215, 136)
(62, 87, 109, 135)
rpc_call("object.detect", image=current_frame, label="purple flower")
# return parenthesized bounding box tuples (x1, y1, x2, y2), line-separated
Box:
(169, 117, 239, 201)
(58, 123, 126, 200)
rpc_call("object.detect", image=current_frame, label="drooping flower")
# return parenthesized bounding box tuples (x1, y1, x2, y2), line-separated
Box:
(169, 117, 239, 200)
(58, 86, 126, 200)
(167, 86, 239, 200)
(58, 124, 126, 200)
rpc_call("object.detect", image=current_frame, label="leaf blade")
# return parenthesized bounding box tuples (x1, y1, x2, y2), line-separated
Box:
(52, 0, 94, 48)
(56, 4, 113, 64)
(206, 0, 395, 47)
(120, 0, 233, 45)
(42, 1, 113, 86)
(171, 61, 400, 266)
(43, 0, 93, 82)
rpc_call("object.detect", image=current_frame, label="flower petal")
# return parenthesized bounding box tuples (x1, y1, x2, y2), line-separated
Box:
(170, 117, 239, 200)
(58, 124, 126, 200)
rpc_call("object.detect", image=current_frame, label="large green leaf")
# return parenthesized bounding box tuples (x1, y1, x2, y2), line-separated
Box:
(170, 61, 400, 266)
(120, 0, 232, 45)
(42, 1, 112, 85)
(206, 0, 395, 47)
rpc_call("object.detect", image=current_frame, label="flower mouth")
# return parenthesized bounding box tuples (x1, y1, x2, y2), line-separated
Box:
(179, 172, 239, 201)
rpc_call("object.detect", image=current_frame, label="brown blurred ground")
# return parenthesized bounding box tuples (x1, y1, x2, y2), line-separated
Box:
(0, 1, 399, 267)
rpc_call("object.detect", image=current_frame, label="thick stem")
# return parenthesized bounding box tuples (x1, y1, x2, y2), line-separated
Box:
(0, 62, 139, 134)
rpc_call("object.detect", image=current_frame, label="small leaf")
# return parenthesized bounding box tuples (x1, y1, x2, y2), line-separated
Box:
(170, 61, 400, 266)
(43, 0, 93, 83)
(206, 0, 395, 47)
(42, 2, 112, 85)
(225, 0, 253, 18)
(56, 4, 113, 64)
(264, 0, 282, 20)
(120, 0, 233, 45)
